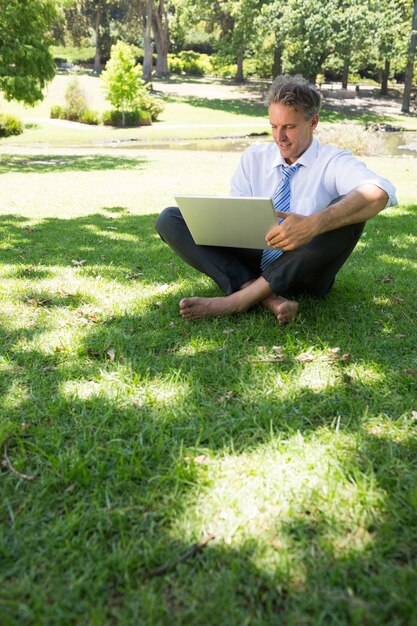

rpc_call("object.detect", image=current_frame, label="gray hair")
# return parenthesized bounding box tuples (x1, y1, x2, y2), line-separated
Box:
(267, 74, 322, 119)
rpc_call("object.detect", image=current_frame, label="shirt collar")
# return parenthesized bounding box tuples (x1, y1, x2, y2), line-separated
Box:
(271, 136, 319, 171)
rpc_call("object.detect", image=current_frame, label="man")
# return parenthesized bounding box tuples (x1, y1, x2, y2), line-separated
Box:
(156, 74, 397, 324)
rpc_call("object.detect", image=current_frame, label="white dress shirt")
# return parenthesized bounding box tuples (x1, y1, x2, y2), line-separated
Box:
(230, 137, 397, 214)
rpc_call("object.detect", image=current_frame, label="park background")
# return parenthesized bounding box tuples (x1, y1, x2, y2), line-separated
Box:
(1, 1, 417, 625)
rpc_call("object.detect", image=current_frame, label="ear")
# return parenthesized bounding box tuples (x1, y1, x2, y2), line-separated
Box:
(310, 113, 319, 132)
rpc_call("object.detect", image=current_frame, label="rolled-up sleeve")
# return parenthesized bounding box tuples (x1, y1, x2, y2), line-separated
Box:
(330, 153, 398, 208)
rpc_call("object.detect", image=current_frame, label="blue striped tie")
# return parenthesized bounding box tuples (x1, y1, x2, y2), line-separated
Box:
(261, 163, 300, 270)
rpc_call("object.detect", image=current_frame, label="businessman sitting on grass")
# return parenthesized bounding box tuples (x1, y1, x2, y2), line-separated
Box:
(156, 74, 397, 324)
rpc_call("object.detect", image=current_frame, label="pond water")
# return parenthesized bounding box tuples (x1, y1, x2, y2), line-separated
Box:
(382, 131, 417, 157)
(106, 130, 417, 157)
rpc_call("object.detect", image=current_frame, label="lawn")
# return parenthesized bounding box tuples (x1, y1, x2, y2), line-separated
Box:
(0, 75, 417, 626)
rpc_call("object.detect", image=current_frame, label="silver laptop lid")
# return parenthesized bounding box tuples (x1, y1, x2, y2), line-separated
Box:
(174, 195, 277, 250)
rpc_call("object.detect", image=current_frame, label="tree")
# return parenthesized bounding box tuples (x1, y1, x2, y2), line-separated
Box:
(191, 0, 264, 82)
(153, 0, 170, 77)
(370, 0, 410, 95)
(332, 0, 373, 89)
(101, 40, 145, 124)
(283, 0, 338, 83)
(124, 0, 154, 83)
(255, 0, 288, 78)
(0, 0, 57, 105)
(61, 0, 125, 73)
(402, 0, 417, 112)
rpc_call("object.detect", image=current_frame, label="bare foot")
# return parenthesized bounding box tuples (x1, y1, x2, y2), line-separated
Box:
(262, 294, 299, 325)
(179, 277, 274, 320)
(179, 294, 247, 319)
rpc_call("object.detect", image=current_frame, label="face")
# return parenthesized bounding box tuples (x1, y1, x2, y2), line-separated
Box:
(268, 102, 319, 164)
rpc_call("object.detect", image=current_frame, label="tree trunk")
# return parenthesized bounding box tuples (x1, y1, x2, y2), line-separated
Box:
(341, 57, 349, 90)
(272, 42, 283, 78)
(93, 7, 102, 74)
(402, 0, 417, 113)
(380, 58, 390, 95)
(153, 0, 170, 77)
(142, 0, 153, 83)
(235, 54, 244, 83)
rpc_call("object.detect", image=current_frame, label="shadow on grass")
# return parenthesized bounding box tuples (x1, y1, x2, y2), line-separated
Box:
(0, 206, 416, 624)
(0, 154, 148, 175)
(320, 107, 394, 125)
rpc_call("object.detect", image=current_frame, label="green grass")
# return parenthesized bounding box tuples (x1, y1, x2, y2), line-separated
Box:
(0, 202, 416, 625)
(0, 77, 417, 625)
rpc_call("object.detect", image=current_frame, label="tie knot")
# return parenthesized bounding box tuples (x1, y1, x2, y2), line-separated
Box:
(282, 163, 300, 179)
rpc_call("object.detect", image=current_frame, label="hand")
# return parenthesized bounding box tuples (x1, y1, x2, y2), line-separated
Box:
(265, 211, 318, 251)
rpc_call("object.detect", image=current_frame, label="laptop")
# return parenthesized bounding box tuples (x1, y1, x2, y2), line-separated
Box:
(174, 195, 277, 249)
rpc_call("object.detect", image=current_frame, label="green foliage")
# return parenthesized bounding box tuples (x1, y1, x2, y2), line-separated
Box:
(50, 45, 96, 64)
(136, 93, 164, 122)
(102, 109, 151, 127)
(64, 77, 88, 121)
(101, 41, 145, 113)
(101, 41, 164, 125)
(168, 50, 212, 75)
(49, 80, 99, 125)
(209, 54, 237, 78)
(0, 0, 57, 105)
(0, 113, 23, 137)
(79, 109, 100, 125)
(50, 104, 65, 119)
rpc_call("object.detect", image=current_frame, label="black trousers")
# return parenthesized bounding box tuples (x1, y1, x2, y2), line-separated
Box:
(155, 206, 365, 298)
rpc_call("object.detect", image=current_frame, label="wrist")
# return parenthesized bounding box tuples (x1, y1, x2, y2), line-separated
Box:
(309, 212, 325, 238)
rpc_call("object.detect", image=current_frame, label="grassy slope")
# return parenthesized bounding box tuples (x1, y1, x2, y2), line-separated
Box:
(0, 76, 416, 626)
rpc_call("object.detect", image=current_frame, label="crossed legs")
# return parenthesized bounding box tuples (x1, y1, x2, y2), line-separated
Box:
(155, 206, 364, 325)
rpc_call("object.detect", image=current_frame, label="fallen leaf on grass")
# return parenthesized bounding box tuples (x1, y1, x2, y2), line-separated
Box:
(382, 274, 394, 283)
(326, 347, 352, 362)
(86, 348, 101, 359)
(183, 454, 208, 465)
(125, 272, 143, 280)
(76, 310, 99, 324)
(193, 455, 208, 465)
(71, 259, 87, 266)
(27, 298, 51, 307)
(296, 351, 315, 363)
(218, 390, 235, 402)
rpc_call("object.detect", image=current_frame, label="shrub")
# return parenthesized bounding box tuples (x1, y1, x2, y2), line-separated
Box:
(137, 92, 164, 121)
(102, 110, 151, 127)
(101, 41, 146, 115)
(50, 105, 65, 119)
(79, 109, 100, 125)
(168, 51, 211, 76)
(210, 55, 237, 78)
(64, 77, 88, 121)
(168, 54, 184, 75)
(0, 114, 24, 137)
(51, 45, 96, 65)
